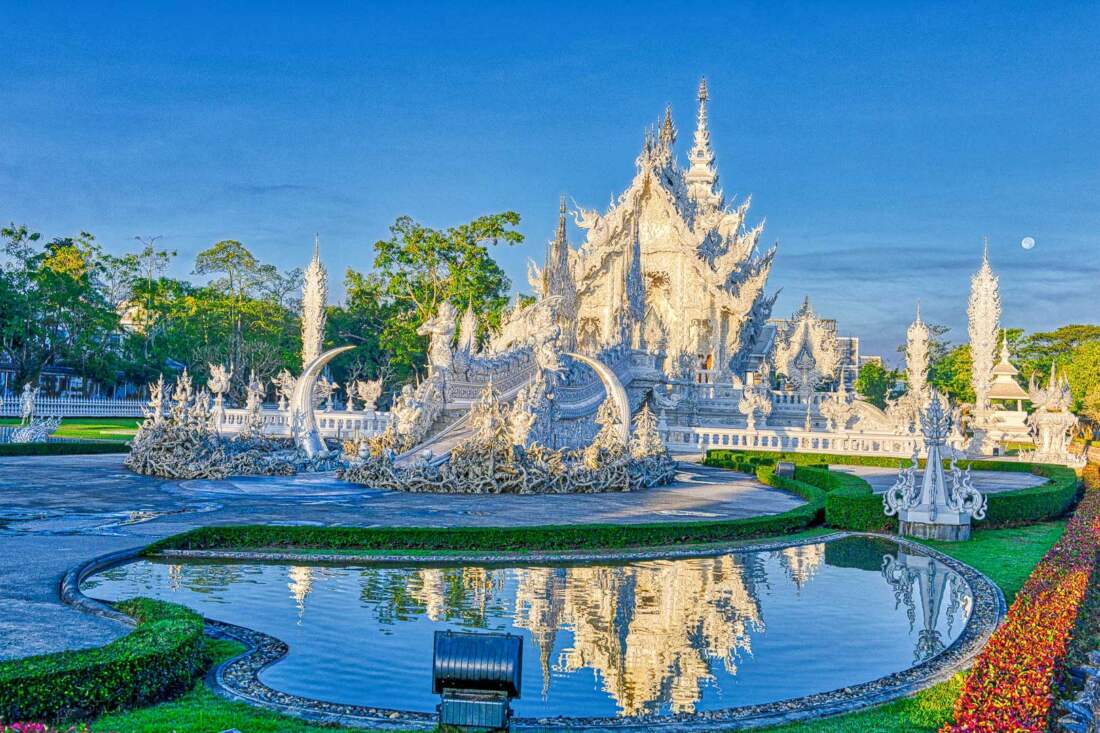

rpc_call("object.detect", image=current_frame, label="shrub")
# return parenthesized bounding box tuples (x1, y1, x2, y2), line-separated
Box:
(0, 599, 208, 723)
(943, 463, 1100, 732)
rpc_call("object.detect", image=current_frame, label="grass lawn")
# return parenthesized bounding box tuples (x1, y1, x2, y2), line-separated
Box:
(81, 522, 1065, 733)
(88, 638, 421, 733)
(0, 416, 139, 442)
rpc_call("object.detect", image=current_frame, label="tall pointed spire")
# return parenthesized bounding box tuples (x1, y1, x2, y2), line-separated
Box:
(543, 195, 577, 348)
(301, 235, 328, 368)
(906, 302, 931, 399)
(685, 77, 721, 212)
(968, 240, 1001, 411)
(659, 104, 676, 148)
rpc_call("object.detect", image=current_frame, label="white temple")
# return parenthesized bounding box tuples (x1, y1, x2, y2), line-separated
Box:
(201, 80, 1080, 467)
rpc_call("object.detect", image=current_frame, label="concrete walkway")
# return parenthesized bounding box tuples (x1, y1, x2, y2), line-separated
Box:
(0, 453, 800, 660)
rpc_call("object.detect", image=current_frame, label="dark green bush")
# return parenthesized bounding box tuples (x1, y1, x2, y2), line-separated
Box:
(0, 598, 208, 722)
(0, 441, 128, 457)
(983, 464, 1079, 526)
(706, 449, 1080, 529)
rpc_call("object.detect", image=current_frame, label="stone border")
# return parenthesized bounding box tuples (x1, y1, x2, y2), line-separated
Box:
(67, 533, 1006, 732)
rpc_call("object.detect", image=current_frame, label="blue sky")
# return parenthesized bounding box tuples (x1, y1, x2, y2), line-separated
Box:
(2, 1, 1098, 361)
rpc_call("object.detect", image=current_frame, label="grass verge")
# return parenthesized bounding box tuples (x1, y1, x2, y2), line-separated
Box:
(0, 417, 139, 443)
(87, 637, 422, 733)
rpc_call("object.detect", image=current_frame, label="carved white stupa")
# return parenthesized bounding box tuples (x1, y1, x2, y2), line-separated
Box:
(884, 392, 987, 541)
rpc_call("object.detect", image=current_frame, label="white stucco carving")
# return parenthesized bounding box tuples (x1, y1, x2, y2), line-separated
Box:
(968, 242, 1000, 412)
(301, 236, 327, 369)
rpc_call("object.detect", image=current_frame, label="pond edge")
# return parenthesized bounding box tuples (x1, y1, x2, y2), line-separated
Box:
(65, 532, 1006, 732)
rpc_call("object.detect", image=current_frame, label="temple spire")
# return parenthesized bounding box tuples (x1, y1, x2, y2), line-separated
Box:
(659, 104, 676, 148)
(301, 235, 327, 368)
(685, 77, 720, 211)
(968, 240, 1001, 412)
(906, 302, 931, 399)
(543, 195, 577, 348)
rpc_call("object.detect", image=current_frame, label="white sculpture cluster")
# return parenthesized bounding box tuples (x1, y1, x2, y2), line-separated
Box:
(1024, 363, 1084, 466)
(125, 369, 341, 479)
(340, 382, 676, 494)
(883, 392, 987, 541)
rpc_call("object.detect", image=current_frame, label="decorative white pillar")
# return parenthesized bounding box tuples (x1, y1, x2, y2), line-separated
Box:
(967, 242, 1000, 413)
(884, 392, 988, 541)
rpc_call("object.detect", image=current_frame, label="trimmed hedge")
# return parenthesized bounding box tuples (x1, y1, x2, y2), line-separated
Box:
(0, 442, 128, 457)
(148, 467, 827, 555)
(705, 449, 1080, 530)
(0, 599, 208, 723)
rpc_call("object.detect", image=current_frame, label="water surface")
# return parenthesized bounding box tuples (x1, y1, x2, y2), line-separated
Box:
(83, 537, 971, 718)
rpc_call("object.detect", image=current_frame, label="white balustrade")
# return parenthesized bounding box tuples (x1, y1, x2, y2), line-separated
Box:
(0, 396, 146, 418)
(216, 407, 391, 439)
(661, 424, 924, 459)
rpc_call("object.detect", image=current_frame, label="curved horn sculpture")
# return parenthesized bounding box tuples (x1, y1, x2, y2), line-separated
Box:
(565, 352, 630, 445)
(291, 345, 356, 457)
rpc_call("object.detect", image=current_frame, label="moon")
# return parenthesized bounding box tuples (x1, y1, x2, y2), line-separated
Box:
(1021, 236, 1036, 250)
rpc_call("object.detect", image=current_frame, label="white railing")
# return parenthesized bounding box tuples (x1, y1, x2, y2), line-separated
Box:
(0, 396, 146, 418)
(217, 407, 391, 439)
(661, 425, 925, 459)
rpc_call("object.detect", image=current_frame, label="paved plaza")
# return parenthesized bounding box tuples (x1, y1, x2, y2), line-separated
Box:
(0, 453, 802, 660)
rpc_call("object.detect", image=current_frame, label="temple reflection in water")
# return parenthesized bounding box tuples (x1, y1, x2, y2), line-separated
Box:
(329, 543, 964, 716)
(92, 539, 973, 718)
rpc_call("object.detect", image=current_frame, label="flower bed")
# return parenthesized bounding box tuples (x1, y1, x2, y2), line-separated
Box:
(943, 463, 1100, 732)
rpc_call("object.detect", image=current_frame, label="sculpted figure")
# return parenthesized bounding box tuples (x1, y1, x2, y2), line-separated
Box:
(19, 382, 37, 424)
(417, 302, 457, 375)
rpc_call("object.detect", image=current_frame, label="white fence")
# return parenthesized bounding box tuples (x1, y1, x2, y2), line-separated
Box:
(0, 396, 146, 418)
(218, 407, 391, 440)
(661, 424, 929, 459)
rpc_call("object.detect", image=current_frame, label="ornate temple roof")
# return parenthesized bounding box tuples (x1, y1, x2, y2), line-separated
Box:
(531, 79, 778, 376)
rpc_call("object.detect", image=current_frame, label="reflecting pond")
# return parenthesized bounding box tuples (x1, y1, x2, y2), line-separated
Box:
(82, 536, 972, 718)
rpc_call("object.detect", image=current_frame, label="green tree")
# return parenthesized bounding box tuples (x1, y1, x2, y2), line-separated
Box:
(365, 212, 523, 377)
(1015, 324, 1100, 381)
(0, 225, 121, 392)
(929, 344, 975, 404)
(1064, 341, 1100, 424)
(855, 361, 894, 408)
(191, 240, 301, 381)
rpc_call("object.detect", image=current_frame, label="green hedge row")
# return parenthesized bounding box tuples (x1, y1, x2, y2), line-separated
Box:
(705, 450, 1079, 530)
(704, 449, 1033, 473)
(0, 598, 208, 722)
(148, 467, 827, 555)
(0, 442, 128, 457)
